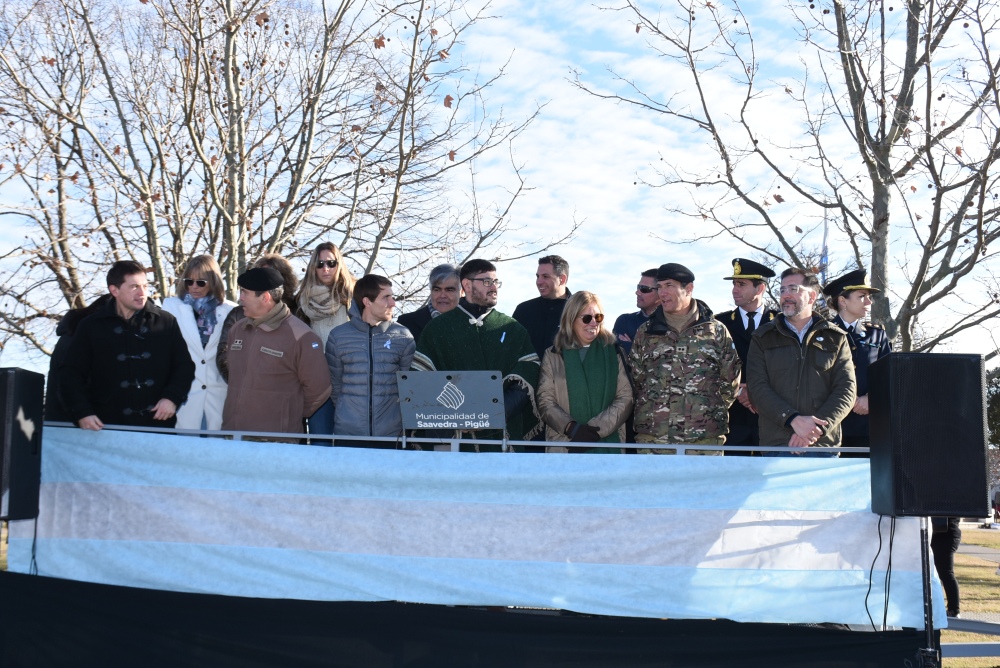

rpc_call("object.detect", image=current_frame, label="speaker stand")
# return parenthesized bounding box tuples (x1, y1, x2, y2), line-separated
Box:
(918, 516, 940, 668)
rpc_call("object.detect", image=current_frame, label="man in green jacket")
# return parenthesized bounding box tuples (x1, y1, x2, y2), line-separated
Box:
(746, 268, 856, 454)
(411, 259, 540, 450)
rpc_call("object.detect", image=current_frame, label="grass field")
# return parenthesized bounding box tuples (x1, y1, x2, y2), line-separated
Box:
(941, 527, 1000, 668)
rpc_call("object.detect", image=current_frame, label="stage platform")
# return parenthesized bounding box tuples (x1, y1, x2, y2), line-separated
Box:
(2, 426, 948, 665)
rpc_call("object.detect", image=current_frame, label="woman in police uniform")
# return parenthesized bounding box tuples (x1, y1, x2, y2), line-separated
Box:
(822, 269, 891, 453)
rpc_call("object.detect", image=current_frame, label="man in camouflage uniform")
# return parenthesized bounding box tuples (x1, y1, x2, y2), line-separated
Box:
(630, 263, 741, 454)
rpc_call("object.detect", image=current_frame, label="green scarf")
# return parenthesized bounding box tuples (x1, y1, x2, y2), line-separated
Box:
(562, 338, 620, 448)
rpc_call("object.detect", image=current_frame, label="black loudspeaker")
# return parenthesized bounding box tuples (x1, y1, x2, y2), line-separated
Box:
(869, 353, 989, 517)
(0, 368, 44, 520)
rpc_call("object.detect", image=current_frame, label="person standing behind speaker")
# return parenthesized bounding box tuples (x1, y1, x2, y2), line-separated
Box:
(161, 255, 237, 431)
(931, 517, 961, 618)
(59, 260, 195, 430)
(822, 269, 891, 455)
(45, 294, 113, 422)
(294, 243, 356, 435)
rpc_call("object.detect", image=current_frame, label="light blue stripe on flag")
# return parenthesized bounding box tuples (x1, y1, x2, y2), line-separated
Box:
(8, 427, 944, 627)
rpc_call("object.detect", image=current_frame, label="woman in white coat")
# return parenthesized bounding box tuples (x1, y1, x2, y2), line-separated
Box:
(162, 255, 237, 430)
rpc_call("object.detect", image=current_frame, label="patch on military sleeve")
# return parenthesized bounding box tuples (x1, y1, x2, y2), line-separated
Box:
(231, 339, 243, 351)
(311, 342, 320, 348)
(260, 346, 284, 357)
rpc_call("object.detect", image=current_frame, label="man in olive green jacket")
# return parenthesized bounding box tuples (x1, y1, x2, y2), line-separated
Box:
(747, 268, 856, 453)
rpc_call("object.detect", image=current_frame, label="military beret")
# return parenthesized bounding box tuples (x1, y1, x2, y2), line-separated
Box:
(724, 257, 775, 281)
(657, 263, 695, 284)
(823, 269, 880, 298)
(237, 267, 284, 291)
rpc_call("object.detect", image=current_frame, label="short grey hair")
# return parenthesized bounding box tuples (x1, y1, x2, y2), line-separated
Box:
(265, 286, 284, 304)
(429, 264, 460, 289)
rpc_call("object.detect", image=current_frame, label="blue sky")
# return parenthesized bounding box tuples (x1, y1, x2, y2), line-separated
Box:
(452, 0, 999, 362)
(1, 0, 997, 371)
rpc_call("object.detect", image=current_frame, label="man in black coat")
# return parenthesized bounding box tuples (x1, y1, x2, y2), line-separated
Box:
(59, 260, 195, 430)
(512, 255, 571, 359)
(715, 258, 778, 451)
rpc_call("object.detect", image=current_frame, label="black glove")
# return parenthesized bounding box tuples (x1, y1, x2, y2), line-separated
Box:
(571, 424, 602, 442)
(503, 384, 529, 421)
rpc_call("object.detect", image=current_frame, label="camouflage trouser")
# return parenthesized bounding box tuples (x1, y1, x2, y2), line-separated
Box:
(636, 436, 725, 456)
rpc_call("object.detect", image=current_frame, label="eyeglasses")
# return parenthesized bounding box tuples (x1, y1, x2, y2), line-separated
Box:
(778, 284, 807, 295)
(183, 278, 208, 287)
(470, 278, 502, 288)
(636, 285, 656, 294)
(317, 260, 338, 269)
(579, 313, 605, 324)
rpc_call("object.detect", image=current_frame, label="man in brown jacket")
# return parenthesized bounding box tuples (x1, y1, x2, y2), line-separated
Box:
(222, 267, 331, 435)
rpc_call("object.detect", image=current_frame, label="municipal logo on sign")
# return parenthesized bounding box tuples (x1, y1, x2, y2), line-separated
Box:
(436, 382, 465, 410)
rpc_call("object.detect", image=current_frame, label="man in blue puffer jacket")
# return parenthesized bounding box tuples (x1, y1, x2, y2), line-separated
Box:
(326, 274, 415, 445)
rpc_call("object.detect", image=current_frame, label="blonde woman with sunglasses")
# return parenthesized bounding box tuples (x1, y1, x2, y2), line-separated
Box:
(294, 243, 357, 435)
(162, 254, 237, 430)
(537, 291, 633, 453)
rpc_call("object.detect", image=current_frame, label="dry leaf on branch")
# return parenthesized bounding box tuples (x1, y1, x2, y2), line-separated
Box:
(255, 13, 268, 26)
(443, 95, 453, 108)
(374, 36, 386, 49)
(448, 150, 456, 161)
(773, 193, 785, 203)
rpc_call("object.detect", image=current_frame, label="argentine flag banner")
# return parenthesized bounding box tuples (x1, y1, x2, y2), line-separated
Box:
(8, 427, 944, 628)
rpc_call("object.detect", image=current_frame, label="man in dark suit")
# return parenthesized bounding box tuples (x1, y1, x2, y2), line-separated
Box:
(822, 269, 892, 455)
(715, 258, 777, 452)
(512, 255, 571, 359)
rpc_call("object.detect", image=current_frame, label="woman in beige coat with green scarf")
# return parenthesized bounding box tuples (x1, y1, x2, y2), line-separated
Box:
(537, 291, 633, 453)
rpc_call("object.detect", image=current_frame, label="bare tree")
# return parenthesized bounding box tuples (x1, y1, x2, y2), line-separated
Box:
(573, 0, 1000, 353)
(0, 0, 573, 363)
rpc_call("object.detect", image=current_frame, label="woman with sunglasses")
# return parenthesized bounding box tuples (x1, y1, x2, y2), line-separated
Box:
(162, 254, 237, 430)
(294, 243, 357, 435)
(537, 291, 633, 453)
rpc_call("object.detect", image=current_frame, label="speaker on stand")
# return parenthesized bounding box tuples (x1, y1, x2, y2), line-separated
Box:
(868, 353, 989, 668)
(869, 353, 989, 518)
(0, 368, 44, 521)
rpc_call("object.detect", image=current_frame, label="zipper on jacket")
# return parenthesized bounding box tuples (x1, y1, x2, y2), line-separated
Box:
(368, 326, 375, 436)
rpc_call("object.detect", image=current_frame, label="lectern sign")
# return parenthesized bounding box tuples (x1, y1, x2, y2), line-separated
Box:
(397, 371, 505, 431)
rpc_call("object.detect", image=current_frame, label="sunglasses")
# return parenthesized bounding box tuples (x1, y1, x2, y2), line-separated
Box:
(317, 260, 339, 269)
(636, 285, 656, 294)
(183, 278, 208, 287)
(580, 313, 605, 324)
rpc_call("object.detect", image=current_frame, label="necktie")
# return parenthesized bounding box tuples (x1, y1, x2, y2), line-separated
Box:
(746, 311, 757, 335)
